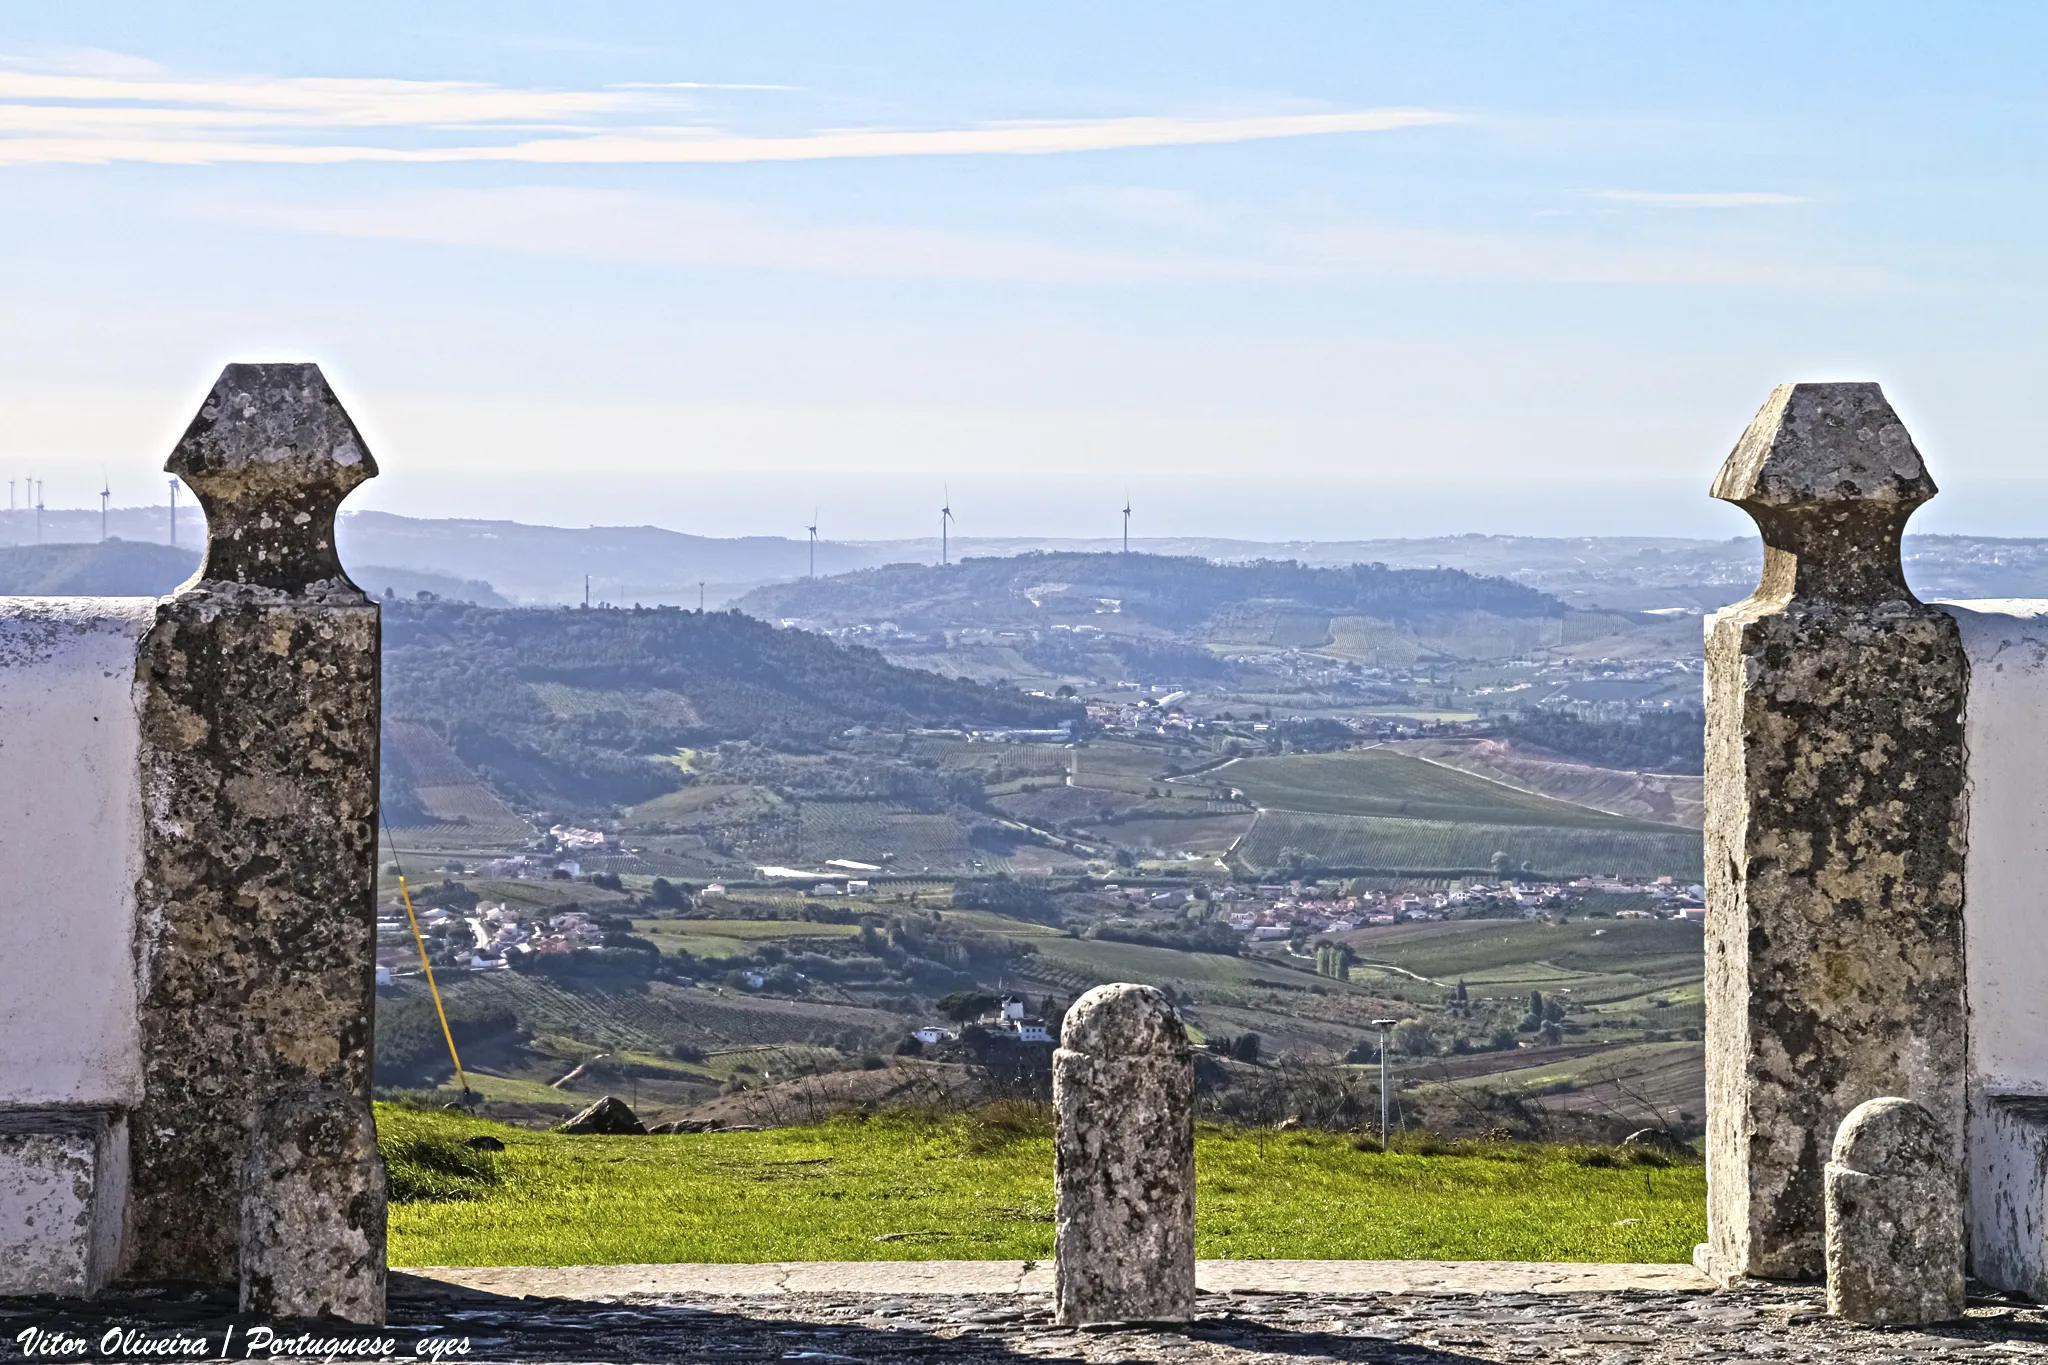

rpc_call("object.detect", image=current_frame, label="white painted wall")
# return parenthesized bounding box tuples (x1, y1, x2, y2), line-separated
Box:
(0, 598, 154, 1108)
(1941, 600, 2048, 1291)
(1946, 601, 2048, 1097)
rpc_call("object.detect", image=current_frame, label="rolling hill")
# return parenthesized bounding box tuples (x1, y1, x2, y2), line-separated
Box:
(380, 600, 1080, 817)
(736, 551, 1565, 638)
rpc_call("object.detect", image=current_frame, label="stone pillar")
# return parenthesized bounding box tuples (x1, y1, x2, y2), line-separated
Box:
(1700, 382, 1968, 1283)
(1826, 1097, 1965, 1324)
(1053, 983, 1195, 1327)
(121, 364, 386, 1321)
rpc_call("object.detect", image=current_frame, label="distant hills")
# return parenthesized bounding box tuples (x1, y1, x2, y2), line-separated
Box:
(13, 507, 2048, 614)
(0, 540, 507, 605)
(0, 541, 198, 595)
(381, 600, 1079, 815)
(736, 552, 1564, 634)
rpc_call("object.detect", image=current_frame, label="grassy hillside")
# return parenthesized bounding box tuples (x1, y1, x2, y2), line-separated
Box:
(381, 600, 1078, 813)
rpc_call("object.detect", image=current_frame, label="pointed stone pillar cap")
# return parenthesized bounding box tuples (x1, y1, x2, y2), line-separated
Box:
(167, 363, 376, 594)
(1712, 382, 1933, 510)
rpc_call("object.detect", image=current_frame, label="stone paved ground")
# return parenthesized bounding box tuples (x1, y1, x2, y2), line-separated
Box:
(6, 1272, 2048, 1363)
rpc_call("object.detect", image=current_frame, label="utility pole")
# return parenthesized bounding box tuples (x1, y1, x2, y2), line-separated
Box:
(583, 574, 591, 609)
(1373, 1017, 1399, 1148)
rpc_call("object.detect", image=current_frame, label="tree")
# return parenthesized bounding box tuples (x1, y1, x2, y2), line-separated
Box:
(936, 990, 1001, 1023)
(1455, 978, 1469, 1005)
(649, 877, 688, 908)
(1230, 1032, 1262, 1064)
(1393, 1019, 1434, 1056)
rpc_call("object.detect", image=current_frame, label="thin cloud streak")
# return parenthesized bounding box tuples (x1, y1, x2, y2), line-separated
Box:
(0, 110, 1459, 168)
(1597, 190, 1807, 208)
(200, 186, 1888, 292)
(0, 59, 1456, 166)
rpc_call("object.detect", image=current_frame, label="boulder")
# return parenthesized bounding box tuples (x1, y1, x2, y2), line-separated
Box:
(460, 1135, 506, 1152)
(556, 1096, 645, 1136)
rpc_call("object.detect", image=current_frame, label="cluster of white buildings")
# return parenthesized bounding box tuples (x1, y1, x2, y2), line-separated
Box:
(1107, 873, 1707, 940)
(914, 996, 1053, 1046)
(374, 903, 618, 977)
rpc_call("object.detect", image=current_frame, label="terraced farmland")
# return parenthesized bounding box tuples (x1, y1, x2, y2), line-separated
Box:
(1236, 809, 1702, 879)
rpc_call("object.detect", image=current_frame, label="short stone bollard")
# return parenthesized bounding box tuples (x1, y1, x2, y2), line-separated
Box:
(1825, 1097, 1965, 1325)
(1053, 983, 1195, 1327)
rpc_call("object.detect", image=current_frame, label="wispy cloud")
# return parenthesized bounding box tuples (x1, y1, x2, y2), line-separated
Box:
(1596, 190, 1808, 208)
(209, 187, 1221, 283)
(199, 185, 1886, 293)
(0, 58, 1456, 167)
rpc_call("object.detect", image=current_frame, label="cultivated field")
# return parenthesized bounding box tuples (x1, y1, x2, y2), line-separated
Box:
(796, 801, 996, 873)
(1235, 809, 1703, 878)
(1221, 747, 1674, 831)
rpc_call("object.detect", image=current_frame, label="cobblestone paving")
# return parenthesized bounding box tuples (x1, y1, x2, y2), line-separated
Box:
(6, 1278, 2048, 1363)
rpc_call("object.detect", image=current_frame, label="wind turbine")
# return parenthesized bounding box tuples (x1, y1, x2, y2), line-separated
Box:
(99, 469, 111, 543)
(1121, 492, 1132, 555)
(807, 509, 819, 579)
(941, 486, 955, 567)
(34, 478, 44, 545)
(168, 478, 179, 548)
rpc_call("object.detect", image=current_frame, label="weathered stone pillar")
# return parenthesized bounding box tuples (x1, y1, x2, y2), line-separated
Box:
(1053, 983, 1195, 1327)
(121, 364, 386, 1320)
(1825, 1097, 1965, 1324)
(1700, 382, 1968, 1283)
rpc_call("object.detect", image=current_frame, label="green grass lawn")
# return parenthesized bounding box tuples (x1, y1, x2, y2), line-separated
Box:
(380, 1104, 1704, 1267)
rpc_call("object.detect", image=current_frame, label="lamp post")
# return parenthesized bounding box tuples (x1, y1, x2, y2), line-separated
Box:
(1372, 1017, 1400, 1149)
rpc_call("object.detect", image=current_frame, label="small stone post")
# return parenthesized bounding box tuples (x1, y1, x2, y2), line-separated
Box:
(1053, 983, 1196, 1327)
(1700, 383, 1968, 1283)
(1826, 1097, 1966, 1324)
(121, 365, 386, 1320)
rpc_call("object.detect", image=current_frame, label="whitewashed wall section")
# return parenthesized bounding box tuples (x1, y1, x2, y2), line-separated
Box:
(0, 598, 154, 1294)
(1946, 601, 2048, 1296)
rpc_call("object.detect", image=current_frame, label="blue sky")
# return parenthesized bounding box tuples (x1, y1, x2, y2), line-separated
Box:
(3, 3, 2046, 540)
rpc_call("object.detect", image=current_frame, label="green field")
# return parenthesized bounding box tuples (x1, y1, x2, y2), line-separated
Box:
(1224, 748, 1672, 831)
(634, 917, 865, 959)
(798, 801, 995, 872)
(1342, 919, 1702, 988)
(381, 1104, 1705, 1266)
(1237, 809, 1702, 879)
